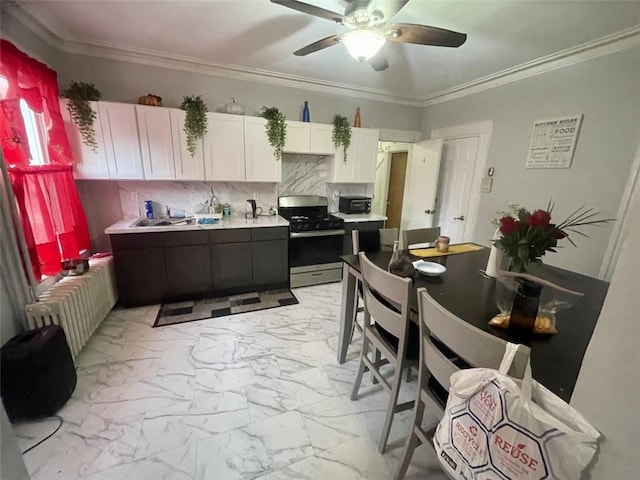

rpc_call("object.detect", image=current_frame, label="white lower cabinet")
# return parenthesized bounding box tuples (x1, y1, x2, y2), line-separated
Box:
(204, 113, 245, 181)
(244, 117, 281, 182)
(170, 109, 205, 180)
(60, 99, 110, 179)
(330, 127, 379, 183)
(136, 105, 175, 180)
(98, 102, 144, 179)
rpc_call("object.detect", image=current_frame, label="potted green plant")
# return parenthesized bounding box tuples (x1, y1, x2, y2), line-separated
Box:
(63, 81, 101, 152)
(180, 95, 208, 157)
(260, 106, 287, 161)
(332, 114, 351, 163)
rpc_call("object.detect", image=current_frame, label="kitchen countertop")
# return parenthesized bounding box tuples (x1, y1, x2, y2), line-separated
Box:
(331, 212, 388, 223)
(105, 215, 289, 234)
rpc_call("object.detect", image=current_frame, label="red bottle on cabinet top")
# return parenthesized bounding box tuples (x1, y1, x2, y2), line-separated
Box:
(354, 107, 361, 128)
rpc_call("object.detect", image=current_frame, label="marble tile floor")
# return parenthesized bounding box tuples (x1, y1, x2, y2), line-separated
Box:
(12, 282, 448, 480)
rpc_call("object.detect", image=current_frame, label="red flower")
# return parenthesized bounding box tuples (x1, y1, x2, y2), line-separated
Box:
(499, 216, 520, 236)
(527, 209, 551, 227)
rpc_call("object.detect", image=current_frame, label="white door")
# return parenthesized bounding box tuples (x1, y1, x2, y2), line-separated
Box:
(170, 109, 205, 180)
(60, 99, 110, 179)
(204, 112, 245, 181)
(136, 105, 175, 180)
(99, 102, 143, 179)
(244, 117, 281, 182)
(434, 136, 479, 243)
(400, 139, 443, 233)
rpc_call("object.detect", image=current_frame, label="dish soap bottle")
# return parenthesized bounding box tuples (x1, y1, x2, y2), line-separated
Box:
(388, 240, 399, 272)
(302, 101, 310, 122)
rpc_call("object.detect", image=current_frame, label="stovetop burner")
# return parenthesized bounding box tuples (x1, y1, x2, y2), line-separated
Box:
(278, 196, 344, 233)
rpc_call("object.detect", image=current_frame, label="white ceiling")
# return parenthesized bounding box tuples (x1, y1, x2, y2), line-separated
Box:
(9, 0, 640, 104)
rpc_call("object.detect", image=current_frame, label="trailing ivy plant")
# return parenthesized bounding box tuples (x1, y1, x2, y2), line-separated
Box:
(63, 81, 101, 152)
(260, 106, 287, 161)
(332, 114, 351, 163)
(180, 95, 208, 157)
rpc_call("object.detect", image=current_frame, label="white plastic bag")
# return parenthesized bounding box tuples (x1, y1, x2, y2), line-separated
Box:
(433, 343, 600, 479)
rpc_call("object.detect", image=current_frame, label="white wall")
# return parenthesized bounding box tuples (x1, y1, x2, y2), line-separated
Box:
(0, 9, 59, 68)
(571, 160, 640, 477)
(422, 47, 640, 277)
(0, 404, 30, 480)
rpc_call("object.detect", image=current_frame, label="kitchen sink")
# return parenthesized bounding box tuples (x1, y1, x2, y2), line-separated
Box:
(131, 217, 195, 227)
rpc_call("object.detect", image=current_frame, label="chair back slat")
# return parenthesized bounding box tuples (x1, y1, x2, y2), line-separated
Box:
(359, 252, 411, 341)
(403, 227, 441, 249)
(417, 287, 530, 384)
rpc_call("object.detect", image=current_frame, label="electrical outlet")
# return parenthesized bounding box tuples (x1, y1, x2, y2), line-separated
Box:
(130, 191, 139, 203)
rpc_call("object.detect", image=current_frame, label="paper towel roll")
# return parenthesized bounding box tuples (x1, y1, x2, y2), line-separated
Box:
(485, 245, 503, 278)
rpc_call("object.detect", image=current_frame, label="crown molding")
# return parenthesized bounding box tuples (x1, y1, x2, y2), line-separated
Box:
(7, 2, 640, 109)
(421, 26, 640, 107)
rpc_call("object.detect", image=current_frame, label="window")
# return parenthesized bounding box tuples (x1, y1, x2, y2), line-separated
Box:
(19, 99, 50, 166)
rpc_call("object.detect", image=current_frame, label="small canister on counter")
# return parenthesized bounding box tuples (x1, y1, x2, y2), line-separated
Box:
(222, 204, 231, 217)
(144, 200, 154, 219)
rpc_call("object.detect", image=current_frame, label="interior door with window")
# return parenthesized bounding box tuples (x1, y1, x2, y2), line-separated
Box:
(400, 139, 443, 232)
(434, 136, 479, 243)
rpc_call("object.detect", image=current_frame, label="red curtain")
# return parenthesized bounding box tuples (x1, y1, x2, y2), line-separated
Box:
(0, 40, 89, 279)
(0, 39, 73, 166)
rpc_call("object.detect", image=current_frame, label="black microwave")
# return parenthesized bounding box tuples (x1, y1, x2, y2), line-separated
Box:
(339, 196, 371, 214)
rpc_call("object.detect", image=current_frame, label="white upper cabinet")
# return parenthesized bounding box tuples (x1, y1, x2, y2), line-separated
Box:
(203, 112, 245, 182)
(98, 102, 144, 179)
(136, 105, 175, 180)
(60, 99, 110, 179)
(244, 117, 281, 183)
(283, 121, 311, 154)
(170, 109, 205, 180)
(309, 124, 335, 155)
(354, 128, 379, 183)
(283, 121, 335, 155)
(330, 127, 379, 183)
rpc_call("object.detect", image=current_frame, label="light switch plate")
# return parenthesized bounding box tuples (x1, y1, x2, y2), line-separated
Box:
(480, 177, 493, 193)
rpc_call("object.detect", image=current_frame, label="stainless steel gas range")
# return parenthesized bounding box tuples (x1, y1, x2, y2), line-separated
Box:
(278, 195, 345, 287)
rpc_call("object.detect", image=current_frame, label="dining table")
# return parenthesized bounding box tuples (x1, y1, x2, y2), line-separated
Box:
(338, 245, 609, 403)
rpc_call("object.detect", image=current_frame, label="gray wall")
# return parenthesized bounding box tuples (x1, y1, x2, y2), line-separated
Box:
(422, 47, 640, 277)
(571, 163, 640, 477)
(0, 9, 59, 68)
(54, 52, 423, 131)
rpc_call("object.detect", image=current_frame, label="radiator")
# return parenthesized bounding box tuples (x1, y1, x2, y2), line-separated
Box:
(24, 256, 118, 359)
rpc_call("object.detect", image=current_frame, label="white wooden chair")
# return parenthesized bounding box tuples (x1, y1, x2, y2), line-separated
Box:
(402, 227, 441, 249)
(350, 228, 399, 342)
(394, 287, 531, 479)
(351, 252, 418, 454)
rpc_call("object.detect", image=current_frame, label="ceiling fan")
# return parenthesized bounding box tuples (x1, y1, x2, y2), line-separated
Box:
(270, 0, 467, 71)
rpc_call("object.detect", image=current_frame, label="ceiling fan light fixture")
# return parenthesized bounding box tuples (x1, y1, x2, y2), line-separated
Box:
(343, 29, 386, 62)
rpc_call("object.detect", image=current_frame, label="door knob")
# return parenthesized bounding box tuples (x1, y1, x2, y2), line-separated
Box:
(425, 209, 436, 215)
(454, 215, 465, 220)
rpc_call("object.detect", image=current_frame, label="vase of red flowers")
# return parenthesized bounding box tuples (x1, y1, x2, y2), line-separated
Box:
(492, 202, 613, 273)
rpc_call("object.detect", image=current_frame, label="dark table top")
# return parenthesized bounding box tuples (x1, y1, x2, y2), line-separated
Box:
(341, 248, 609, 402)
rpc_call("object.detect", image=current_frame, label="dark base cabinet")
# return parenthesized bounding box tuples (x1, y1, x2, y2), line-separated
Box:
(110, 226, 289, 307)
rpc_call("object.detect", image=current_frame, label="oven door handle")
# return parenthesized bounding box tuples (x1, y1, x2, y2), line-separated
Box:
(290, 229, 345, 238)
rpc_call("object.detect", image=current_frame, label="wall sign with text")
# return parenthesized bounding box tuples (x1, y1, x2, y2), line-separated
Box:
(526, 114, 583, 169)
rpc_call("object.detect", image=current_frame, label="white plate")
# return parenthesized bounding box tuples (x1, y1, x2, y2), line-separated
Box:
(412, 260, 447, 277)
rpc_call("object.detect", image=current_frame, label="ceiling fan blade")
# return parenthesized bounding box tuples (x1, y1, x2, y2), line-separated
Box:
(367, 0, 409, 23)
(293, 34, 342, 56)
(386, 23, 467, 47)
(270, 0, 346, 24)
(368, 51, 389, 71)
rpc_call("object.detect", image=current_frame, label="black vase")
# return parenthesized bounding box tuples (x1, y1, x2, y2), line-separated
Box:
(508, 278, 541, 334)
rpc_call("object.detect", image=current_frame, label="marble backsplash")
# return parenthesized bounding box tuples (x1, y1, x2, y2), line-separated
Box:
(117, 181, 277, 219)
(279, 153, 372, 212)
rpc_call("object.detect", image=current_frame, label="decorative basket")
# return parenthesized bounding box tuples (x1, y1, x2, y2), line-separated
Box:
(138, 94, 162, 106)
